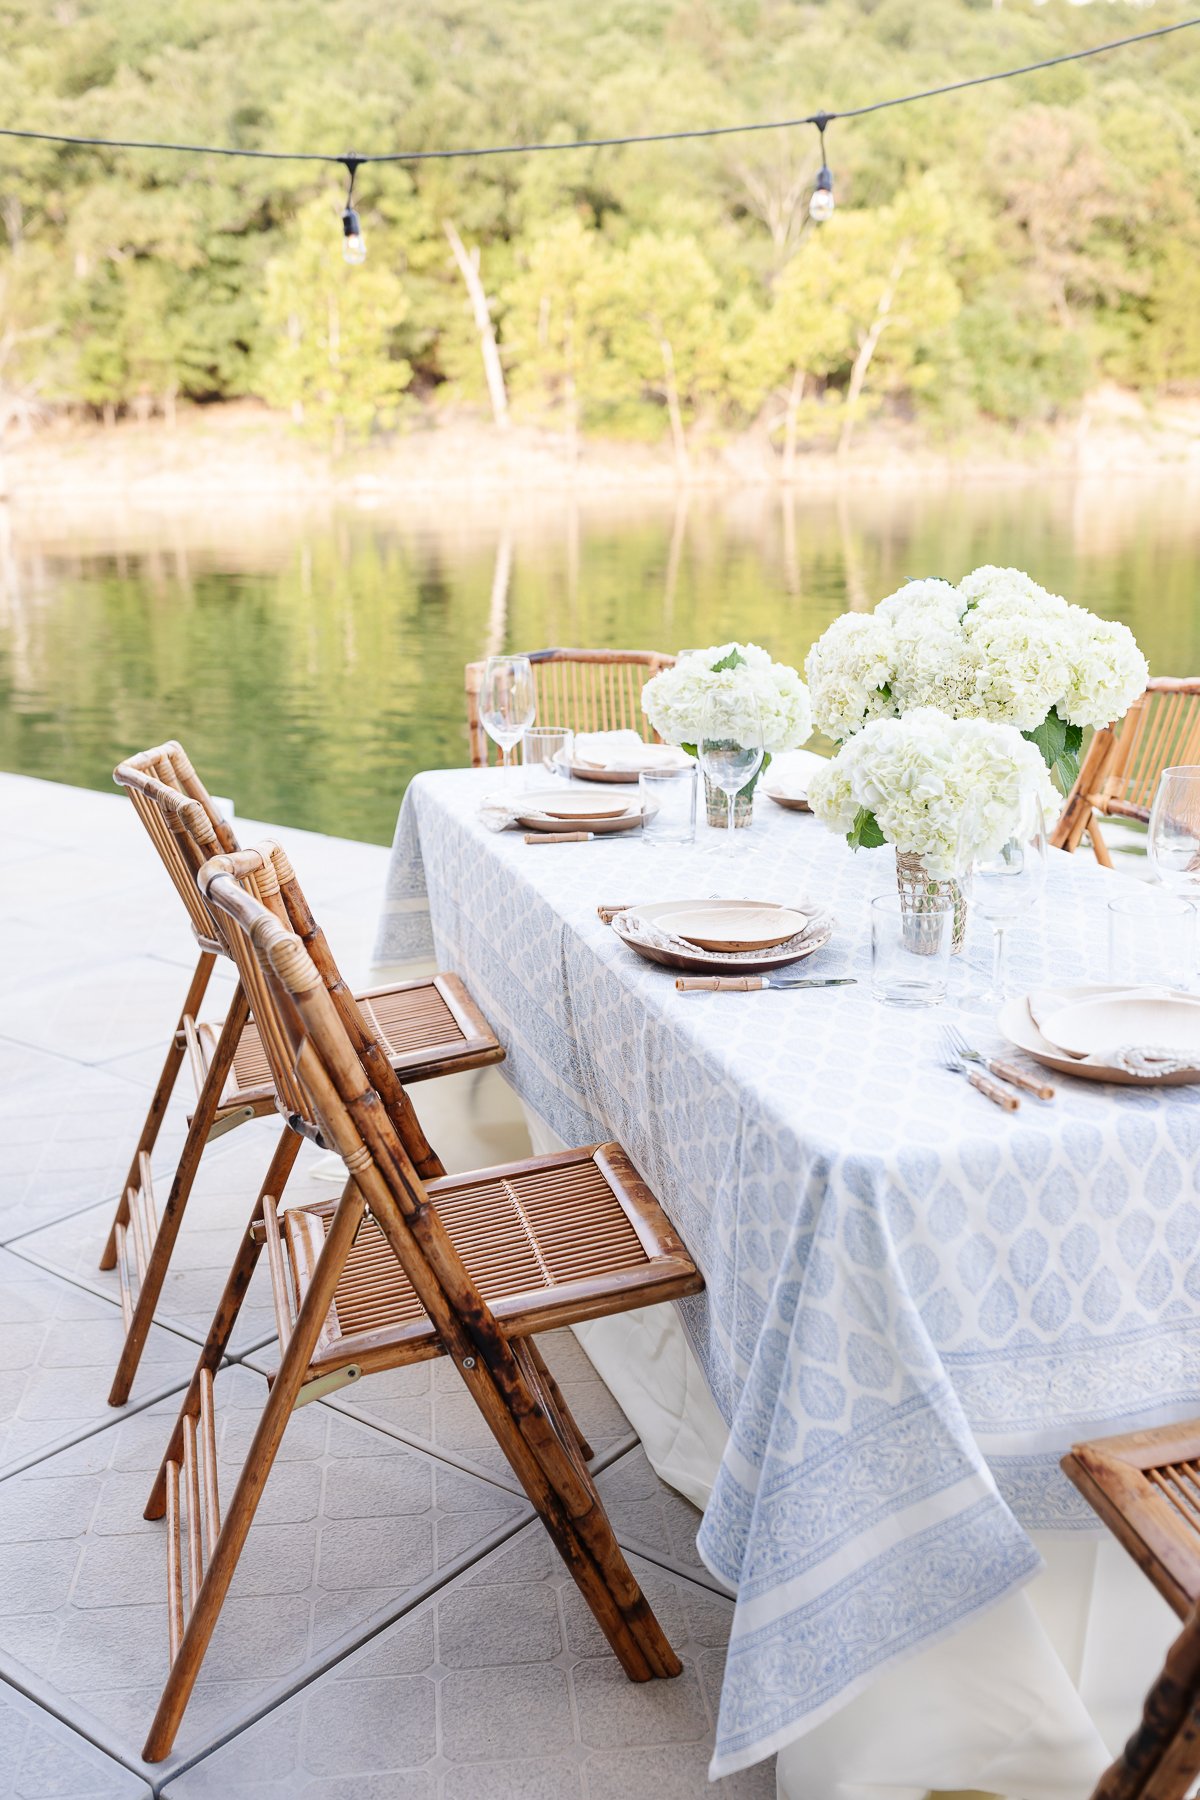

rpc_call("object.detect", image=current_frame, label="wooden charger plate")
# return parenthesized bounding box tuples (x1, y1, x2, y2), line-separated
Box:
(612, 899, 831, 974)
(764, 790, 812, 814)
(518, 803, 644, 835)
(552, 750, 693, 786)
(997, 984, 1200, 1086)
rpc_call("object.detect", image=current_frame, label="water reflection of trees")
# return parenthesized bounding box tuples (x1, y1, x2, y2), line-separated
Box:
(1, 479, 1198, 843)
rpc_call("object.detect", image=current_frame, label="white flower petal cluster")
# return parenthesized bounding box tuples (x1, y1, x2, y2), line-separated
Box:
(807, 707, 1059, 878)
(641, 641, 812, 755)
(804, 566, 1147, 741)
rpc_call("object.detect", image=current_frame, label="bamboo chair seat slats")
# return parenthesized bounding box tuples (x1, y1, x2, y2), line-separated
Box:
(464, 647, 676, 767)
(277, 1147, 696, 1373)
(1064, 1419, 1200, 1797)
(140, 843, 705, 1763)
(1052, 679, 1200, 864)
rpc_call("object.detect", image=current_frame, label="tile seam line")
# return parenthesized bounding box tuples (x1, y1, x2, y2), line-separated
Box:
(146, 1508, 535, 1795)
(0, 1370, 195, 1485)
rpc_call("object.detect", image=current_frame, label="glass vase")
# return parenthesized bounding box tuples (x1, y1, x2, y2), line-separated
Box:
(703, 773, 754, 829)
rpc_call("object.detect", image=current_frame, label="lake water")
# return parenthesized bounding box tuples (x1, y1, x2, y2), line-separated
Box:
(2, 478, 1198, 845)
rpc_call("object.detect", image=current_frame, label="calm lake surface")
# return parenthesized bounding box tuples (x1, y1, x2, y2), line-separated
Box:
(2, 479, 1198, 845)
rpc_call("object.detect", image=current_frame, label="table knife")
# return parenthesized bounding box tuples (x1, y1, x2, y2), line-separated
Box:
(676, 975, 857, 992)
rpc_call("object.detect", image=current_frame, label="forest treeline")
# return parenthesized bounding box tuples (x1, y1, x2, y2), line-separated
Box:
(2, 0, 1200, 463)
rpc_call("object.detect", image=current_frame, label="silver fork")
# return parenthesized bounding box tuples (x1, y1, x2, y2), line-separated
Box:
(944, 1023, 1055, 1102)
(938, 1027, 1019, 1112)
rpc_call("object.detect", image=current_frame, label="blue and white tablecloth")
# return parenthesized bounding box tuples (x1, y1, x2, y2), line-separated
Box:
(374, 767, 1200, 1778)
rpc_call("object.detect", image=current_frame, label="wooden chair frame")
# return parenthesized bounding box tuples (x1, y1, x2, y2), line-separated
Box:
(1051, 679, 1200, 865)
(138, 845, 703, 1761)
(105, 743, 502, 1406)
(1064, 1420, 1200, 1797)
(465, 647, 676, 767)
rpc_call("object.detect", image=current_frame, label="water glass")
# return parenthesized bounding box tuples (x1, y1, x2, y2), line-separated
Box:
(871, 892, 953, 1008)
(1108, 887, 1197, 990)
(639, 765, 697, 845)
(969, 795, 1047, 1004)
(521, 727, 573, 785)
(698, 681, 764, 852)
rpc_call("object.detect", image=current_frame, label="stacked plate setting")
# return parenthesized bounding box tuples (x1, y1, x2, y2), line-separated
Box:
(999, 985, 1200, 1085)
(610, 898, 832, 974)
(518, 789, 646, 835)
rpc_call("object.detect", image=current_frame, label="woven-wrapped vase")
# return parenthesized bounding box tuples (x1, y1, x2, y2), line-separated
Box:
(704, 774, 754, 828)
(895, 852, 968, 956)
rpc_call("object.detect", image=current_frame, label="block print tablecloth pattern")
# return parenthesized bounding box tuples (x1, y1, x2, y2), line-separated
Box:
(375, 768, 1200, 1777)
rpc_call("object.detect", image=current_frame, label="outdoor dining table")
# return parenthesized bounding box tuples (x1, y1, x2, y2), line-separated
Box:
(374, 764, 1197, 1793)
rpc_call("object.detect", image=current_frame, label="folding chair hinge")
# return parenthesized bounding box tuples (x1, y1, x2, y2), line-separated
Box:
(206, 1104, 257, 1142)
(295, 1363, 362, 1407)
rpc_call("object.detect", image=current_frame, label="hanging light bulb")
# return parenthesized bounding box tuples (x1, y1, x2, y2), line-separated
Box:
(340, 155, 367, 264)
(808, 115, 835, 223)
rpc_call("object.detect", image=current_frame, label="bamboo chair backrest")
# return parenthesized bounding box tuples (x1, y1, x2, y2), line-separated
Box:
(464, 647, 676, 767)
(1092, 1600, 1200, 1799)
(195, 840, 442, 1175)
(198, 859, 507, 1350)
(1103, 680, 1200, 822)
(113, 742, 239, 950)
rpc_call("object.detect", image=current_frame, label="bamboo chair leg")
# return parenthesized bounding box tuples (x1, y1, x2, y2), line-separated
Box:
(508, 1340, 680, 1681)
(100, 950, 218, 1271)
(142, 1180, 364, 1764)
(146, 1125, 303, 1520)
(108, 984, 251, 1408)
(1089, 819, 1114, 868)
(528, 1338, 594, 1462)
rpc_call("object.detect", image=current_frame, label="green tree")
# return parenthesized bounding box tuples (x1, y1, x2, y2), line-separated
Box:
(504, 215, 612, 455)
(258, 200, 412, 451)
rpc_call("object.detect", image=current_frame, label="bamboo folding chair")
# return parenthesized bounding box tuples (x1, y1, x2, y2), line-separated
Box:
(464, 647, 676, 767)
(1051, 679, 1200, 865)
(138, 841, 704, 1761)
(105, 743, 503, 1407)
(1063, 1423, 1200, 1796)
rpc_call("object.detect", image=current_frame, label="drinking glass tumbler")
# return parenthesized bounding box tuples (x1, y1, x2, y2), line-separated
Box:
(871, 892, 954, 1007)
(638, 765, 697, 845)
(521, 728, 574, 785)
(1108, 887, 1197, 990)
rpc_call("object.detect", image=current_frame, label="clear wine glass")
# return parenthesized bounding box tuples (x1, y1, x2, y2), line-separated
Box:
(698, 682, 764, 856)
(1149, 768, 1200, 897)
(970, 794, 1048, 1006)
(480, 655, 536, 769)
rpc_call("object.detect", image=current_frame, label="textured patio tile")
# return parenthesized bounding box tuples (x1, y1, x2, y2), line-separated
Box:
(0, 1677, 151, 1798)
(162, 1529, 772, 1798)
(0, 1057, 189, 1243)
(0, 954, 229, 1067)
(594, 1447, 728, 1595)
(12, 1120, 342, 1362)
(0, 1248, 195, 1476)
(252, 1326, 636, 1492)
(0, 1365, 529, 1778)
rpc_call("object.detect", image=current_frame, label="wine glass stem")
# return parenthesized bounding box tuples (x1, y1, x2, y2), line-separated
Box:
(501, 744, 512, 771)
(991, 924, 1006, 1000)
(726, 790, 735, 848)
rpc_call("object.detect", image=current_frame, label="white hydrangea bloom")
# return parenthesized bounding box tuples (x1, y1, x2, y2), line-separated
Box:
(803, 564, 1147, 747)
(804, 613, 896, 741)
(641, 642, 811, 755)
(807, 707, 1059, 878)
(1058, 610, 1149, 728)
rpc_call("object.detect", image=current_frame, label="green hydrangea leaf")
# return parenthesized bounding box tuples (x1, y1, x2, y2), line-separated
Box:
(848, 806, 887, 851)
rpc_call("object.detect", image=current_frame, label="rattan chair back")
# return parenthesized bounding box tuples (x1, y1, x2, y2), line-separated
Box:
(1052, 680, 1200, 864)
(464, 646, 676, 767)
(114, 742, 238, 947)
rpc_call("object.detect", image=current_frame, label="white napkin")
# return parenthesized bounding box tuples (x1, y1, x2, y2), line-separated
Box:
(572, 730, 692, 773)
(763, 748, 830, 800)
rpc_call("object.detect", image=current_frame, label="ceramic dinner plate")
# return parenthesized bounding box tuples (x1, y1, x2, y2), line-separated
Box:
(653, 902, 812, 952)
(521, 788, 632, 821)
(998, 985, 1200, 1086)
(517, 802, 644, 835)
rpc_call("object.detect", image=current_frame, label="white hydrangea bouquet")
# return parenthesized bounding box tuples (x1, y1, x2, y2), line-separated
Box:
(642, 642, 812, 825)
(805, 566, 1147, 790)
(807, 708, 1058, 951)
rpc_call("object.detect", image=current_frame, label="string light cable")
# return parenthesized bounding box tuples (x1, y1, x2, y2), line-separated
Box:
(0, 12, 1196, 255)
